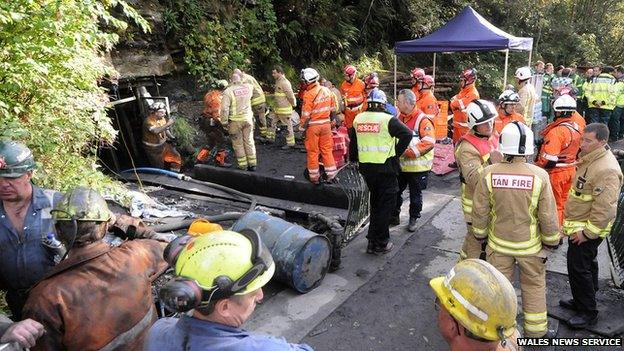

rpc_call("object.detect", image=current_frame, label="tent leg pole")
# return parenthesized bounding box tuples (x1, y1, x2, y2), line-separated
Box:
(433, 53, 437, 80)
(394, 54, 397, 102)
(528, 49, 532, 66)
(503, 49, 509, 90)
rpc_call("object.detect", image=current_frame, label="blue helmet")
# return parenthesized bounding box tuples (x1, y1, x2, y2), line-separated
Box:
(367, 88, 387, 104)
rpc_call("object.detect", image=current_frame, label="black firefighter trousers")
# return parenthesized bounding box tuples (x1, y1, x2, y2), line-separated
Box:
(361, 170, 398, 248)
(567, 237, 603, 318)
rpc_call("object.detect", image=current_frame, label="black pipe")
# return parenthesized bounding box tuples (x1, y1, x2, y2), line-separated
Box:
(151, 212, 244, 232)
(184, 177, 257, 212)
(310, 212, 344, 271)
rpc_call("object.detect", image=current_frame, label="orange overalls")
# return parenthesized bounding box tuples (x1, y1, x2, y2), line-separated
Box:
(340, 78, 366, 128)
(450, 84, 480, 144)
(202, 90, 222, 120)
(570, 111, 586, 134)
(411, 85, 422, 103)
(494, 108, 525, 134)
(302, 83, 337, 183)
(536, 117, 582, 224)
(416, 90, 439, 119)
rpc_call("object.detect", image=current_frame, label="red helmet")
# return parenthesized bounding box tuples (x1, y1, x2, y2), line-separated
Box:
(364, 73, 380, 89)
(411, 68, 425, 80)
(344, 65, 357, 76)
(459, 68, 477, 85)
(421, 75, 435, 88)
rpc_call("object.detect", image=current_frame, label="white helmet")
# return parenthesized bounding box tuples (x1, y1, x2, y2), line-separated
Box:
(466, 99, 498, 129)
(515, 66, 532, 80)
(499, 121, 534, 156)
(553, 94, 577, 112)
(498, 90, 520, 104)
(300, 68, 319, 83)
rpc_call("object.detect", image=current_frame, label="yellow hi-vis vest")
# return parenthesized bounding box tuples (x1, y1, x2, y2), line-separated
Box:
(353, 111, 396, 164)
(399, 113, 434, 172)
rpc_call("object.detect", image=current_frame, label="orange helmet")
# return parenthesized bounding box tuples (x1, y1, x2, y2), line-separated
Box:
(364, 73, 380, 89)
(411, 68, 425, 80)
(421, 75, 435, 88)
(344, 65, 357, 76)
(459, 68, 477, 85)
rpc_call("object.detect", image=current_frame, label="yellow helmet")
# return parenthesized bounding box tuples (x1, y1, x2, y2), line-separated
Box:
(429, 259, 517, 341)
(175, 230, 275, 297)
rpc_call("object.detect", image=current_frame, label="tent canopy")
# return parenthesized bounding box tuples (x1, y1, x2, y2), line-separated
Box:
(394, 6, 533, 54)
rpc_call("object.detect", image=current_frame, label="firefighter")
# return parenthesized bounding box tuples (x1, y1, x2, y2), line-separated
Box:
(221, 72, 257, 171)
(430, 259, 520, 351)
(339, 65, 366, 128)
(560, 123, 623, 329)
(320, 78, 344, 126)
(270, 66, 297, 148)
(494, 90, 524, 134)
(145, 230, 313, 350)
(202, 79, 229, 121)
(455, 100, 502, 260)
(364, 74, 398, 117)
(410, 67, 426, 102)
(234, 69, 268, 139)
(472, 121, 560, 338)
(535, 95, 583, 225)
(416, 75, 438, 117)
(450, 68, 480, 145)
(22, 187, 168, 350)
(393, 89, 435, 232)
(300, 68, 338, 184)
(349, 89, 412, 254)
(515, 66, 539, 127)
(142, 101, 182, 172)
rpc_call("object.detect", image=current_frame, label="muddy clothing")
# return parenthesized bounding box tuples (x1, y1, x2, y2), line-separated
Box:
(242, 73, 268, 137)
(0, 186, 61, 320)
(221, 82, 256, 169)
(23, 240, 167, 351)
(142, 114, 181, 171)
(142, 114, 169, 147)
(203, 90, 223, 119)
(145, 315, 314, 351)
(472, 158, 559, 337)
(270, 76, 296, 145)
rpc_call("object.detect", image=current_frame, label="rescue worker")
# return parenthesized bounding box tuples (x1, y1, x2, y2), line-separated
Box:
(22, 187, 168, 350)
(495, 90, 524, 134)
(472, 121, 560, 338)
(349, 89, 412, 254)
(542, 63, 555, 122)
(585, 65, 616, 125)
(320, 78, 344, 125)
(270, 66, 297, 148)
(142, 101, 182, 172)
(416, 75, 439, 120)
(145, 230, 314, 350)
(430, 259, 520, 351)
(0, 141, 62, 320)
(610, 65, 624, 141)
(364, 75, 398, 117)
(234, 68, 268, 139)
(410, 67, 426, 101)
(450, 68, 480, 145)
(300, 68, 338, 184)
(560, 123, 623, 328)
(339, 65, 366, 128)
(454, 100, 502, 260)
(221, 72, 258, 171)
(0, 318, 44, 349)
(202, 79, 229, 121)
(393, 89, 435, 232)
(515, 66, 539, 128)
(535, 95, 583, 225)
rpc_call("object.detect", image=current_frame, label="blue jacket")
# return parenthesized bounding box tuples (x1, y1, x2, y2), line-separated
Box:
(0, 185, 61, 318)
(144, 315, 314, 351)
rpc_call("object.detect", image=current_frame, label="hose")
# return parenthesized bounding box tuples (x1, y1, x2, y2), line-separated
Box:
(151, 212, 244, 232)
(310, 212, 344, 271)
(120, 168, 257, 211)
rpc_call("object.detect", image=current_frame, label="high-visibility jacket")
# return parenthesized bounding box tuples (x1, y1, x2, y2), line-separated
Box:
(450, 84, 480, 143)
(494, 108, 524, 134)
(572, 73, 585, 97)
(339, 78, 366, 111)
(541, 73, 554, 96)
(202, 90, 222, 119)
(570, 111, 586, 134)
(220, 83, 254, 123)
(472, 158, 560, 256)
(301, 82, 335, 127)
(563, 145, 623, 239)
(536, 117, 582, 170)
(399, 107, 435, 172)
(274, 75, 296, 115)
(353, 111, 397, 164)
(615, 77, 624, 107)
(411, 85, 422, 102)
(416, 89, 439, 119)
(517, 83, 538, 127)
(455, 132, 497, 220)
(242, 73, 266, 106)
(585, 73, 617, 110)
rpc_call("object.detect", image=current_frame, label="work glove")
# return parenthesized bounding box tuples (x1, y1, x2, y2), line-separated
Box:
(151, 232, 178, 243)
(403, 148, 418, 159)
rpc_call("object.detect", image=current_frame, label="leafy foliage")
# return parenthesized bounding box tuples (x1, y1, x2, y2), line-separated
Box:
(0, 0, 147, 198)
